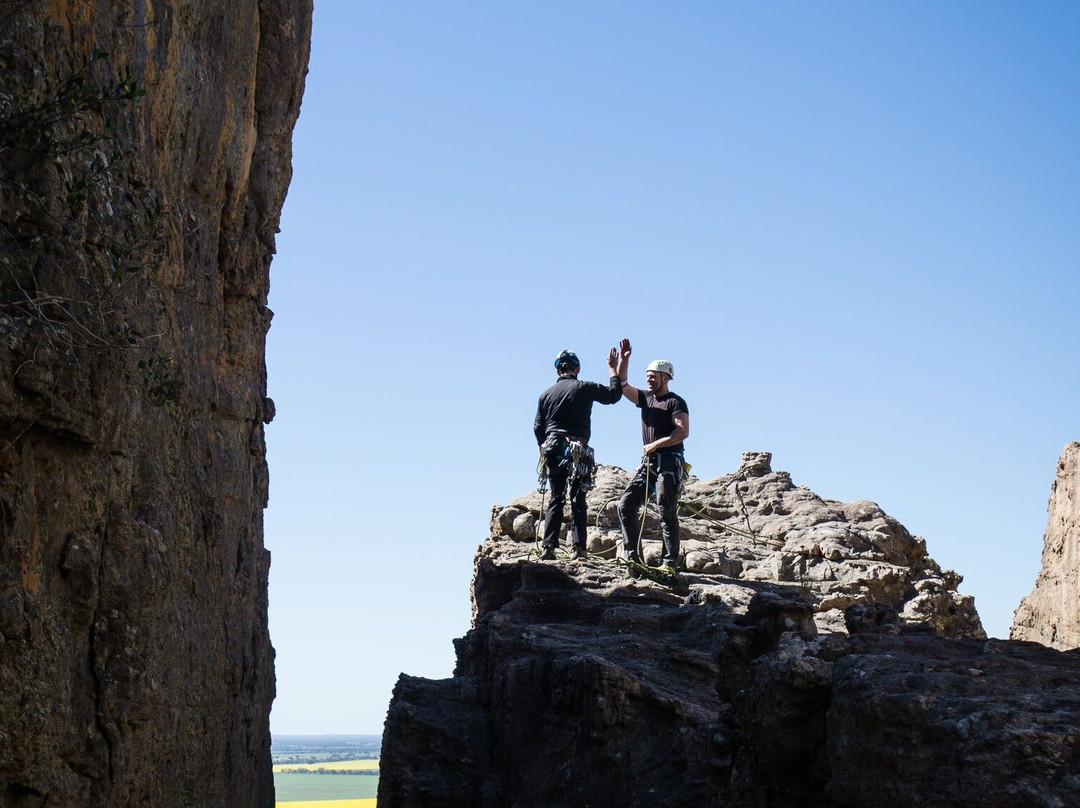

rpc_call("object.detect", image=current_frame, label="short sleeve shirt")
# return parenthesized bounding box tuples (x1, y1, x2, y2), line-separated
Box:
(637, 391, 689, 452)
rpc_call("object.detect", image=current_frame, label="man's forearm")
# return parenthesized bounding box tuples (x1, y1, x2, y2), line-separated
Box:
(655, 429, 688, 449)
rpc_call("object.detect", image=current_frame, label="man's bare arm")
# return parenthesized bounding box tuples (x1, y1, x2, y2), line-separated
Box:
(618, 337, 640, 404)
(643, 412, 689, 455)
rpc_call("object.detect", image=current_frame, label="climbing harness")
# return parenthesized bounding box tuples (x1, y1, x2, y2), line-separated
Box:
(537, 434, 596, 493)
(532, 434, 596, 557)
(652, 449, 687, 495)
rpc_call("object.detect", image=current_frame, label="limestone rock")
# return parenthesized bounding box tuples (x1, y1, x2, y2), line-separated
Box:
(1012, 442, 1080, 650)
(0, 3, 311, 806)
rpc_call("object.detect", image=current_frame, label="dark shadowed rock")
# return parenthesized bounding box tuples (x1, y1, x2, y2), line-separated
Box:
(738, 633, 1080, 807)
(844, 600, 900, 634)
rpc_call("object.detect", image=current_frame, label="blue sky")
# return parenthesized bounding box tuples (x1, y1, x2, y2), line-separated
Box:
(265, 2, 1080, 734)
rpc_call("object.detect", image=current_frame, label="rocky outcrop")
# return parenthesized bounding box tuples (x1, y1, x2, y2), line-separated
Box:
(378, 454, 1080, 807)
(493, 453, 983, 638)
(1012, 442, 1080, 650)
(0, 2, 310, 806)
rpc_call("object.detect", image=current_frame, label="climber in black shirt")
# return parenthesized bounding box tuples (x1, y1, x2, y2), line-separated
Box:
(533, 348, 622, 560)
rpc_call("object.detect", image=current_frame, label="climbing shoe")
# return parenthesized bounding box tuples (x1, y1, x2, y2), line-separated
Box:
(540, 546, 557, 561)
(657, 564, 678, 578)
(572, 547, 588, 561)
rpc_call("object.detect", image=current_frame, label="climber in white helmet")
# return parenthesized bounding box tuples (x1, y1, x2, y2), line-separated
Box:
(615, 338, 689, 578)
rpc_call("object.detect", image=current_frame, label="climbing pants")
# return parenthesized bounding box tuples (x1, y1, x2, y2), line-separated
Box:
(618, 452, 683, 567)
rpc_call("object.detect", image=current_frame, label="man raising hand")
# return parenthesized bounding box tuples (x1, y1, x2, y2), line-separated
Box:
(616, 338, 689, 576)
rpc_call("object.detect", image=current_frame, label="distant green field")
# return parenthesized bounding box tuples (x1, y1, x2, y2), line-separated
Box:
(274, 771, 379, 802)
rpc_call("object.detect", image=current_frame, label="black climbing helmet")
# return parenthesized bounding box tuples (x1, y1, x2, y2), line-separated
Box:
(554, 350, 580, 372)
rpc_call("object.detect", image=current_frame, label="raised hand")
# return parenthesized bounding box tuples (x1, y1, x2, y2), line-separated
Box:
(619, 338, 632, 360)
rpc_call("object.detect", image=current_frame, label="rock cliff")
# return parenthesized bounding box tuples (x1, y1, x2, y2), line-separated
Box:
(1012, 442, 1080, 650)
(0, 2, 310, 806)
(378, 454, 1080, 807)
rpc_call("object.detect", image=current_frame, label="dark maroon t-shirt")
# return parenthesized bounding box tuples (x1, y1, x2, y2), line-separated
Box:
(637, 391, 689, 452)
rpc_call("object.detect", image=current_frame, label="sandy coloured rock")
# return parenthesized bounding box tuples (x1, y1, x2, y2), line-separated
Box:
(1012, 441, 1080, 650)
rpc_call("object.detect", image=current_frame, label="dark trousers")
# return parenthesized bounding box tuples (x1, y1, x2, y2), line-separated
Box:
(618, 453, 682, 566)
(543, 456, 588, 550)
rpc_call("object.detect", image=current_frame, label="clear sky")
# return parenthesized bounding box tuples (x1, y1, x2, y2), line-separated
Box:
(265, 2, 1080, 734)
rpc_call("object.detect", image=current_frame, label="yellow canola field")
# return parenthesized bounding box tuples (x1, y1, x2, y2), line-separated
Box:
(275, 801, 376, 808)
(274, 759, 379, 772)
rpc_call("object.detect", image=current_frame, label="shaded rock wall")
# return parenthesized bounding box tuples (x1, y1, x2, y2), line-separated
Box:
(737, 632, 1080, 808)
(1012, 442, 1080, 650)
(379, 456, 1080, 807)
(0, 2, 310, 806)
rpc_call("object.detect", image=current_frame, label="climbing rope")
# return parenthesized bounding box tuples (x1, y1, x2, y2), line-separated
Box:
(533, 460, 781, 568)
(588, 468, 782, 563)
(675, 474, 783, 548)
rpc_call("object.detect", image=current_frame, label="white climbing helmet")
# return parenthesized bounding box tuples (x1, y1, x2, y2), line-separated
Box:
(646, 359, 674, 379)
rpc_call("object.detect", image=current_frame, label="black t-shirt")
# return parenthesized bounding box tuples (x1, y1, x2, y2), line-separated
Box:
(637, 391, 689, 452)
(533, 376, 622, 444)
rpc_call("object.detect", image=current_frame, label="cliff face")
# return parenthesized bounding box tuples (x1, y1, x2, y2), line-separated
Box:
(0, 2, 310, 806)
(1012, 442, 1080, 650)
(379, 454, 1080, 808)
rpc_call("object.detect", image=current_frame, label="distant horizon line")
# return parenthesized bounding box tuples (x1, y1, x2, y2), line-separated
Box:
(272, 732, 382, 739)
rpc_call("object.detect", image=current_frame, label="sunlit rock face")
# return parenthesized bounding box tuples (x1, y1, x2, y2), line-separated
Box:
(493, 451, 983, 639)
(0, 2, 310, 805)
(1013, 442, 1080, 650)
(379, 453, 1080, 807)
